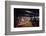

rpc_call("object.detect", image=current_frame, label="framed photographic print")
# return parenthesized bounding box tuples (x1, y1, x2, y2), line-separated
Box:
(5, 1, 45, 35)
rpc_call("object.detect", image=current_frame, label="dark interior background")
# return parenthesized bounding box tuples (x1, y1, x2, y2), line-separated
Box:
(14, 8, 39, 27)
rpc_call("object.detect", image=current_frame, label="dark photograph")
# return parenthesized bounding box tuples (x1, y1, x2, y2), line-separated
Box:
(14, 8, 39, 27)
